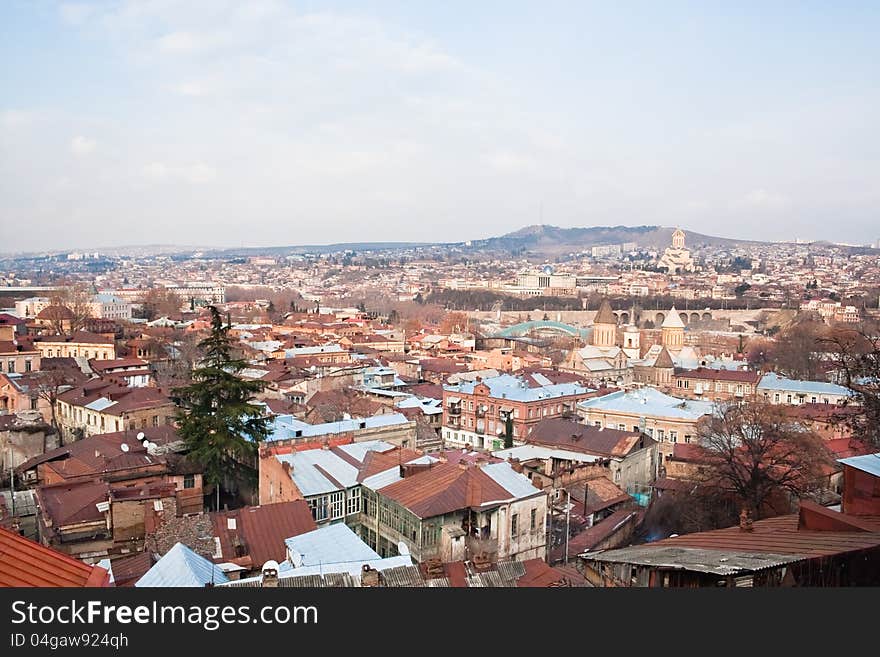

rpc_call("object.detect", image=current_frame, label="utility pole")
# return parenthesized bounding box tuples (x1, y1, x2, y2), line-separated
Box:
(564, 489, 571, 565)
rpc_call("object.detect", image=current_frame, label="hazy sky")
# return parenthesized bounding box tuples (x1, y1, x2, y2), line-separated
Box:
(2, 1, 879, 252)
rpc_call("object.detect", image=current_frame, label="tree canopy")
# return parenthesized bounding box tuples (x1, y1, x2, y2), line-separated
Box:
(173, 306, 270, 500)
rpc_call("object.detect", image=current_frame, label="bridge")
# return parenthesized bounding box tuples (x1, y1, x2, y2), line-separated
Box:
(493, 320, 591, 339)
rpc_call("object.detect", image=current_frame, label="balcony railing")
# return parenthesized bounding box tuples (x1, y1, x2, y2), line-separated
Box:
(448, 406, 461, 416)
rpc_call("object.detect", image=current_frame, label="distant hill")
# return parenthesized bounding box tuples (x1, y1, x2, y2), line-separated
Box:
(463, 224, 763, 256)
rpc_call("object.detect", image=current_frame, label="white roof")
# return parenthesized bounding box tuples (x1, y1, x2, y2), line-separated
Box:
(284, 523, 379, 567)
(276, 440, 395, 496)
(481, 462, 543, 501)
(84, 397, 116, 412)
(492, 444, 603, 464)
(361, 455, 440, 490)
(136, 543, 229, 588)
(220, 555, 414, 586)
(579, 388, 715, 420)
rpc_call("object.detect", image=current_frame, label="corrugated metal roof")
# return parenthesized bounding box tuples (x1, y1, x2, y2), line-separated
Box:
(136, 543, 229, 588)
(492, 444, 603, 464)
(276, 450, 360, 496)
(582, 545, 801, 576)
(758, 372, 853, 397)
(481, 462, 543, 500)
(336, 440, 396, 463)
(444, 373, 591, 403)
(0, 527, 110, 587)
(284, 523, 379, 567)
(838, 453, 880, 477)
(578, 388, 715, 420)
(211, 501, 317, 567)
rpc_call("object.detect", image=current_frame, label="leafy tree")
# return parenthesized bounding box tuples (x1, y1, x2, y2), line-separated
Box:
(173, 306, 270, 507)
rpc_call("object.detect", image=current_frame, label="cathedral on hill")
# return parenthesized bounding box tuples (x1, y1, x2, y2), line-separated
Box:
(658, 228, 695, 274)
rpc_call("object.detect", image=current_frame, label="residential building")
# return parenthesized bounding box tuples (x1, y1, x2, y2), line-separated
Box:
(673, 367, 760, 401)
(758, 372, 854, 406)
(57, 380, 176, 441)
(34, 331, 116, 361)
(442, 373, 594, 451)
(578, 388, 715, 461)
(494, 417, 659, 491)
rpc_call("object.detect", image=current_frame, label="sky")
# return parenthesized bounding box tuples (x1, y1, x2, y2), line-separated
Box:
(1, 1, 879, 253)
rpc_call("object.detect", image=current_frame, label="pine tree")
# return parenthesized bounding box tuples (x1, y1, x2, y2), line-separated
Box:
(173, 306, 269, 505)
(503, 412, 514, 449)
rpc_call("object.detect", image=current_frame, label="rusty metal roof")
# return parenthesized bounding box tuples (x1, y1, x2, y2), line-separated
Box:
(211, 501, 317, 567)
(376, 461, 524, 518)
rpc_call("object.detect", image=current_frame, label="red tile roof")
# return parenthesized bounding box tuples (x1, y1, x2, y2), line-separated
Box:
(0, 526, 111, 587)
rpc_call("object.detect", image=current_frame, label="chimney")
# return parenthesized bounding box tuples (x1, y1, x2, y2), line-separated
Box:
(571, 433, 581, 442)
(361, 564, 381, 587)
(508, 457, 523, 473)
(739, 509, 754, 532)
(260, 560, 280, 587)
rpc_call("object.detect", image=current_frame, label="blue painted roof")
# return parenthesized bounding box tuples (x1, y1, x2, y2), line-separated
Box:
(444, 373, 591, 403)
(757, 372, 853, 397)
(284, 523, 379, 567)
(578, 388, 715, 420)
(136, 543, 229, 588)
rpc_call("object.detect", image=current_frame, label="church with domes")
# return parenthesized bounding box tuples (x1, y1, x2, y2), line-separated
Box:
(658, 228, 695, 274)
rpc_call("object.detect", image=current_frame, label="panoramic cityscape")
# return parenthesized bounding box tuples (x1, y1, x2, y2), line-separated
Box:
(2, 2, 880, 596)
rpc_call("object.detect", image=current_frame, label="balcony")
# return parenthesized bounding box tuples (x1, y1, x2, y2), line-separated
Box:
(448, 406, 461, 416)
(475, 404, 487, 418)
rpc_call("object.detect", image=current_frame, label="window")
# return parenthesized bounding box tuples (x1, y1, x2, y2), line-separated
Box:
(669, 431, 678, 443)
(30, 397, 38, 410)
(594, 421, 602, 427)
(786, 394, 792, 404)
(511, 513, 518, 537)
(617, 424, 626, 430)
(811, 396, 817, 403)
(633, 425, 639, 432)
(347, 487, 362, 515)
(25, 359, 32, 373)
(7, 360, 13, 373)
(684, 435, 692, 443)
(329, 491, 345, 519)
(614, 470, 621, 482)
(183, 474, 195, 489)
(657, 429, 665, 441)
(530, 508, 537, 531)
(308, 496, 329, 521)
(152, 415, 159, 427)
(774, 393, 780, 403)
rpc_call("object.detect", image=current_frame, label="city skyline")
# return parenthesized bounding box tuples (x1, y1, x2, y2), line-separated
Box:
(2, 1, 879, 252)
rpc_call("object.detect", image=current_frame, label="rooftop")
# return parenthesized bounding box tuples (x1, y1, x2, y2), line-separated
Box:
(0, 526, 110, 587)
(578, 388, 715, 420)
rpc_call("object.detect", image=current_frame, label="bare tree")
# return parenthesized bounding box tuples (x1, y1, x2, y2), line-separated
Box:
(45, 284, 94, 335)
(33, 369, 73, 435)
(151, 331, 203, 390)
(137, 287, 183, 321)
(818, 326, 880, 449)
(695, 402, 831, 519)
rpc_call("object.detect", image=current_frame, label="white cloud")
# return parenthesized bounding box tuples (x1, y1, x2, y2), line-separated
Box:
(70, 136, 96, 156)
